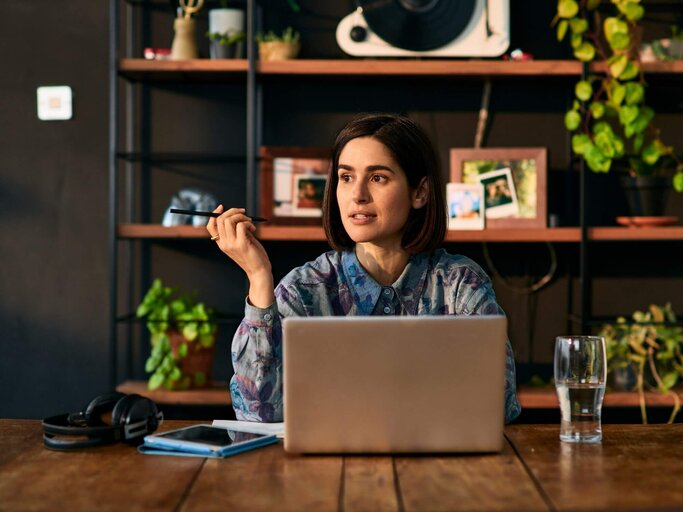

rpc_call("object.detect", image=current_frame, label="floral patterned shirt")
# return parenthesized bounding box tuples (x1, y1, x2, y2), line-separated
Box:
(230, 248, 522, 423)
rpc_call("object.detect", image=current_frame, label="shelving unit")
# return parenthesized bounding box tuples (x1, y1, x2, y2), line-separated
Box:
(110, 0, 682, 396)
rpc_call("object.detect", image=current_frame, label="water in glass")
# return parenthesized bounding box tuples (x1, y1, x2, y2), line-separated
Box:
(556, 381, 605, 443)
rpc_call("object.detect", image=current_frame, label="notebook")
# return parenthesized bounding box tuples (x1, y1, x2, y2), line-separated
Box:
(283, 315, 508, 454)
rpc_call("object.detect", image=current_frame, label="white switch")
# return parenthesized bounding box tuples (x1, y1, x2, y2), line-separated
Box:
(37, 86, 73, 121)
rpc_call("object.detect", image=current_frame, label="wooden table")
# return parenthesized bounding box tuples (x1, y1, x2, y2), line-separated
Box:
(2, 420, 682, 511)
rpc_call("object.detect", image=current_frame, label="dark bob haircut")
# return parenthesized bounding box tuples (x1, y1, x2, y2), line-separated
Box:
(322, 113, 447, 254)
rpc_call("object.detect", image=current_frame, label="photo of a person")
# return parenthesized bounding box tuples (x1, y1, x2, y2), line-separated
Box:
(476, 168, 519, 219)
(292, 175, 326, 216)
(447, 183, 484, 230)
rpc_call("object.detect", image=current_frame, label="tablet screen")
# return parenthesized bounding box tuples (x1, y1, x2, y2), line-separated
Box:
(157, 425, 262, 447)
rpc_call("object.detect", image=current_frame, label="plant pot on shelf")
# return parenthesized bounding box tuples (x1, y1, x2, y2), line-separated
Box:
(619, 175, 669, 217)
(209, 40, 244, 59)
(258, 41, 300, 61)
(209, 8, 244, 36)
(167, 329, 216, 390)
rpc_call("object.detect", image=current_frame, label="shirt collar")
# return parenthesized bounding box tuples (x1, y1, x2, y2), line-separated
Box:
(341, 249, 430, 316)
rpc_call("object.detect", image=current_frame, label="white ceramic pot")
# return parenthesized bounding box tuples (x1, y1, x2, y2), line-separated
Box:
(208, 8, 244, 36)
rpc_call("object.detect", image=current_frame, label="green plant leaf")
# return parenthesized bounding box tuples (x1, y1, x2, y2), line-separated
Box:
(589, 101, 605, 119)
(609, 32, 630, 51)
(182, 322, 199, 341)
(611, 84, 626, 106)
(609, 54, 628, 78)
(194, 372, 206, 387)
(622, 3, 644, 21)
(178, 342, 188, 358)
(642, 141, 662, 165)
(604, 17, 629, 44)
(145, 355, 160, 373)
(564, 110, 581, 131)
(620, 60, 640, 80)
(575, 80, 593, 101)
(633, 132, 645, 153)
(570, 32, 582, 49)
(557, 19, 569, 41)
(148, 373, 164, 390)
(595, 131, 616, 158)
(199, 333, 215, 348)
(661, 372, 678, 392)
(631, 107, 654, 134)
(585, 145, 611, 172)
(624, 82, 644, 105)
(169, 367, 182, 381)
(672, 171, 683, 192)
(574, 42, 596, 61)
(569, 17, 588, 35)
(619, 105, 639, 125)
(593, 121, 614, 136)
(572, 134, 592, 155)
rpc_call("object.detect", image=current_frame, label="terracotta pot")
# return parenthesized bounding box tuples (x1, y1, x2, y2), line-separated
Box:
(167, 329, 215, 389)
(258, 41, 300, 61)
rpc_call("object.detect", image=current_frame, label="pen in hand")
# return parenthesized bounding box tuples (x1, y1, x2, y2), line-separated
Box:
(170, 208, 268, 222)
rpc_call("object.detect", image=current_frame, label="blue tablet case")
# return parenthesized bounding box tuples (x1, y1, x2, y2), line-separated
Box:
(138, 435, 279, 458)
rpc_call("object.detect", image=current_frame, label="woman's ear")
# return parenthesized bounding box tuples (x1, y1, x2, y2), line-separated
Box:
(411, 177, 429, 209)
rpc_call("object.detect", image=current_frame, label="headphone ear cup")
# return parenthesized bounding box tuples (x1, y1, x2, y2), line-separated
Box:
(84, 392, 127, 426)
(111, 394, 139, 427)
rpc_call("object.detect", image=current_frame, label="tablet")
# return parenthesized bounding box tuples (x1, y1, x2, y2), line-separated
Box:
(143, 424, 278, 456)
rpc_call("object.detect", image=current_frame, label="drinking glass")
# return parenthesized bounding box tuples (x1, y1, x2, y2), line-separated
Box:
(554, 335, 607, 443)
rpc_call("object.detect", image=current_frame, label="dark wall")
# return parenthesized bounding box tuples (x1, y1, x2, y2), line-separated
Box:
(1, 1, 681, 418)
(0, 2, 111, 418)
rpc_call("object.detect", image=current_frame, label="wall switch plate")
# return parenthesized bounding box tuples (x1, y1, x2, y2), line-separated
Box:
(37, 86, 73, 121)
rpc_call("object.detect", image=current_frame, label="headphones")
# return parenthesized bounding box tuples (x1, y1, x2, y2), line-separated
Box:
(42, 392, 163, 451)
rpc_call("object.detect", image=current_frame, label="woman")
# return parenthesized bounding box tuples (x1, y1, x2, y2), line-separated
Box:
(208, 113, 521, 423)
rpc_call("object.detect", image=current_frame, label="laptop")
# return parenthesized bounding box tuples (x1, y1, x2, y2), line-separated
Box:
(283, 315, 508, 454)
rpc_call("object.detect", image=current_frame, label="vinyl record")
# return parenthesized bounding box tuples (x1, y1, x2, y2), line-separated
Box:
(358, 0, 477, 51)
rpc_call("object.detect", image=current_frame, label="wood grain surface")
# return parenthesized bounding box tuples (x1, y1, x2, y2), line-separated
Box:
(506, 424, 683, 511)
(395, 439, 548, 512)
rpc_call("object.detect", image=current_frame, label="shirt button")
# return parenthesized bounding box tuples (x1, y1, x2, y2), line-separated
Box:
(383, 288, 392, 296)
(263, 313, 272, 321)
(383, 306, 391, 314)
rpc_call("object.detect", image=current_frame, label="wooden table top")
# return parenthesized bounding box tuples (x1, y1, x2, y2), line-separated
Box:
(2, 420, 682, 511)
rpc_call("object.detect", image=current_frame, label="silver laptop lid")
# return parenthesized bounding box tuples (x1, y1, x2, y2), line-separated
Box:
(283, 315, 507, 454)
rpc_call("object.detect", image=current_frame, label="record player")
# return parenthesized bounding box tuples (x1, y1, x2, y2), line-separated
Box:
(336, 0, 509, 57)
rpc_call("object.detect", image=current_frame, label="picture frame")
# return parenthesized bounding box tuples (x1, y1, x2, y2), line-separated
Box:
(477, 167, 519, 219)
(446, 182, 485, 230)
(450, 147, 547, 229)
(259, 147, 331, 225)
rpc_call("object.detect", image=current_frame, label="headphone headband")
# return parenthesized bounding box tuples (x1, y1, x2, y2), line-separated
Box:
(42, 393, 163, 451)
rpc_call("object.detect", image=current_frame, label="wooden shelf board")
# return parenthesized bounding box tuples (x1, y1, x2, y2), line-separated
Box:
(118, 58, 248, 80)
(589, 226, 683, 241)
(116, 380, 231, 406)
(117, 59, 683, 79)
(117, 224, 683, 242)
(258, 59, 582, 76)
(519, 385, 683, 409)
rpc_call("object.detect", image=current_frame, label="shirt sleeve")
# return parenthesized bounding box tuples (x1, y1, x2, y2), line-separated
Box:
(229, 284, 305, 422)
(459, 268, 522, 424)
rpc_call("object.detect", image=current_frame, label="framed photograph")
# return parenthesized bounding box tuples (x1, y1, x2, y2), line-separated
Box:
(292, 175, 326, 217)
(477, 168, 519, 219)
(259, 147, 331, 225)
(450, 147, 547, 229)
(446, 182, 485, 230)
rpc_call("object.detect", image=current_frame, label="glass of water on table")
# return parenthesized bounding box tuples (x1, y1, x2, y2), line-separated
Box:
(554, 336, 607, 443)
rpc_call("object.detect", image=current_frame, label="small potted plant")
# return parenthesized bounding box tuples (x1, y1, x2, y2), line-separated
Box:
(599, 303, 683, 423)
(207, 0, 245, 59)
(257, 26, 301, 61)
(207, 30, 246, 59)
(553, 0, 683, 218)
(136, 278, 218, 391)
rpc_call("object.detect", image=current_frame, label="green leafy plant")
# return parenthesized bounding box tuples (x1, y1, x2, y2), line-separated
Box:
(256, 26, 300, 44)
(553, 0, 683, 192)
(206, 30, 246, 46)
(136, 278, 218, 391)
(599, 303, 683, 423)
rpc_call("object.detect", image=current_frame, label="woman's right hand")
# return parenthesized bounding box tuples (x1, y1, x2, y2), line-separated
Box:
(207, 205, 275, 308)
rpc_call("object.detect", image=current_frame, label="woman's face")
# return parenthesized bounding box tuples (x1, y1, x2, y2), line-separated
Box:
(336, 137, 424, 250)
